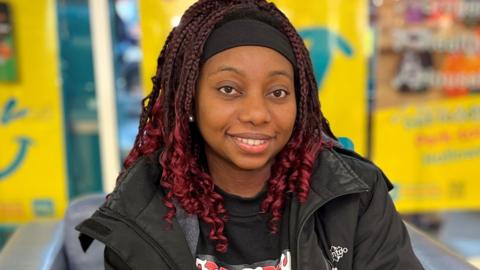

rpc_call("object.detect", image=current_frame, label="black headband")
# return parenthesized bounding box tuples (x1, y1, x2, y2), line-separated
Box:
(201, 19, 296, 65)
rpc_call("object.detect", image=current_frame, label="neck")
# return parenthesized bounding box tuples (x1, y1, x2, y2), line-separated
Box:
(206, 159, 273, 198)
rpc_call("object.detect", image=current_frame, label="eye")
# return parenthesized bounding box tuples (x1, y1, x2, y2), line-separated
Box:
(269, 89, 289, 98)
(218, 86, 240, 96)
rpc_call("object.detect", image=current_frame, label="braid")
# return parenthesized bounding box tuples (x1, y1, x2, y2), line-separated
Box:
(122, 0, 335, 252)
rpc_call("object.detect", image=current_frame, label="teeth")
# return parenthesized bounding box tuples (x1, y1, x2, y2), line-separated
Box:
(235, 137, 266, 146)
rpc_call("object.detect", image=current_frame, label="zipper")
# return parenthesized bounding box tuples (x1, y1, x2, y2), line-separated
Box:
(295, 189, 369, 270)
(97, 207, 180, 270)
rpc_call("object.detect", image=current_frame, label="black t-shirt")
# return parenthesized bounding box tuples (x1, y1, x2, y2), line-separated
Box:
(195, 187, 291, 270)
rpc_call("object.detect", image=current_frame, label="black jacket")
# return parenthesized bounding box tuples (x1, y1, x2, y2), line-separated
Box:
(76, 147, 424, 270)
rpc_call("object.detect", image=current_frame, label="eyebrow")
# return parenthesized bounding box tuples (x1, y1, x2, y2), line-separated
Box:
(208, 65, 245, 77)
(268, 70, 294, 80)
(208, 65, 293, 80)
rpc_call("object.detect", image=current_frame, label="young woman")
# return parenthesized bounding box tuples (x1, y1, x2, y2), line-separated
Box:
(77, 0, 424, 269)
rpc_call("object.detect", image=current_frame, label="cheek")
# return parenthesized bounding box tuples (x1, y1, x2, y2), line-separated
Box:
(277, 104, 297, 134)
(196, 98, 233, 135)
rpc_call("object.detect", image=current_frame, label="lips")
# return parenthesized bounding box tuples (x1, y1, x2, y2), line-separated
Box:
(228, 133, 273, 154)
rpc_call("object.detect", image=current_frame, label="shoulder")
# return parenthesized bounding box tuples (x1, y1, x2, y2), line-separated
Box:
(309, 147, 395, 216)
(105, 151, 163, 217)
(311, 147, 393, 193)
(119, 152, 162, 183)
(333, 147, 393, 190)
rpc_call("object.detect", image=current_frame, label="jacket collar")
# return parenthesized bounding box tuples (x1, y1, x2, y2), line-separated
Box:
(309, 147, 370, 201)
(288, 147, 371, 236)
(292, 147, 370, 226)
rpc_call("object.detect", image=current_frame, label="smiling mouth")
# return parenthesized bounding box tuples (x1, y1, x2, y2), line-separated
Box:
(229, 135, 271, 154)
(233, 137, 267, 146)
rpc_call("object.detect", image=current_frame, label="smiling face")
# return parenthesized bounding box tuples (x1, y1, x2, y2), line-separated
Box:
(195, 45, 297, 178)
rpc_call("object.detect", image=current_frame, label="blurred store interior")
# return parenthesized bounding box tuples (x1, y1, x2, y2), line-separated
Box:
(0, 0, 479, 268)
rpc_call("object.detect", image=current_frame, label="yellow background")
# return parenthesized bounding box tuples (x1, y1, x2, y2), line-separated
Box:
(138, 0, 369, 155)
(0, 0, 68, 223)
(373, 96, 480, 212)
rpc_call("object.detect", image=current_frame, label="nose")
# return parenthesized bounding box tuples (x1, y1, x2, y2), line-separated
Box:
(238, 91, 272, 126)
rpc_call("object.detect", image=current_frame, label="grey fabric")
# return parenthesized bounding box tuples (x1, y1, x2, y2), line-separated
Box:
(175, 203, 199, 255)
(64, 193, 106, 270)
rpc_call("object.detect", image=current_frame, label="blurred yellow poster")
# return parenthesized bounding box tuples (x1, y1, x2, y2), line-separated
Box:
(139, 0, 369, 155)
(373, 0, 480, 212)
(0, 0, 67, 223)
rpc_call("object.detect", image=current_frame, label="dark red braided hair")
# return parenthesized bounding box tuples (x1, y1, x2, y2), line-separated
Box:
(122, 0, 336, 252)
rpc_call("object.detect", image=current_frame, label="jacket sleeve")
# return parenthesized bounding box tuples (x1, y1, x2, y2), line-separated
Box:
(104, 246, 133, 270)
(352, 170, 424, 270)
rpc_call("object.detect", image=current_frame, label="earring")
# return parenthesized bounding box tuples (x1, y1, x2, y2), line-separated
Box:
(188, 115, 194, 123)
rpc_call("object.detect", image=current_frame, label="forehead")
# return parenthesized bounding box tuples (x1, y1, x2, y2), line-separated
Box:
(200, 45, 294, 76)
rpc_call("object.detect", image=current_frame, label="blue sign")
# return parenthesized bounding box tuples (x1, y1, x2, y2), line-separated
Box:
(0, 97, 33, 180)
(299, 27, 354, 90)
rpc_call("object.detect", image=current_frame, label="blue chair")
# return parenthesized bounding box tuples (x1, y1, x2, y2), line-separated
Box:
(0, 194, 105, 270)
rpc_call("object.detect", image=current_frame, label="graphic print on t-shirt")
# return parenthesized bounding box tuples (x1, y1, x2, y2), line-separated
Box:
(196, 249, 291, 270)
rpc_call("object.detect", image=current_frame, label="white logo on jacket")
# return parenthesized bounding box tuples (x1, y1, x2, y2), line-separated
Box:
(330, 246, 348, 263)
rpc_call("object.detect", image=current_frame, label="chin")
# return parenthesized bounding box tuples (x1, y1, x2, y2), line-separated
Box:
(233, 157, 273, 171)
